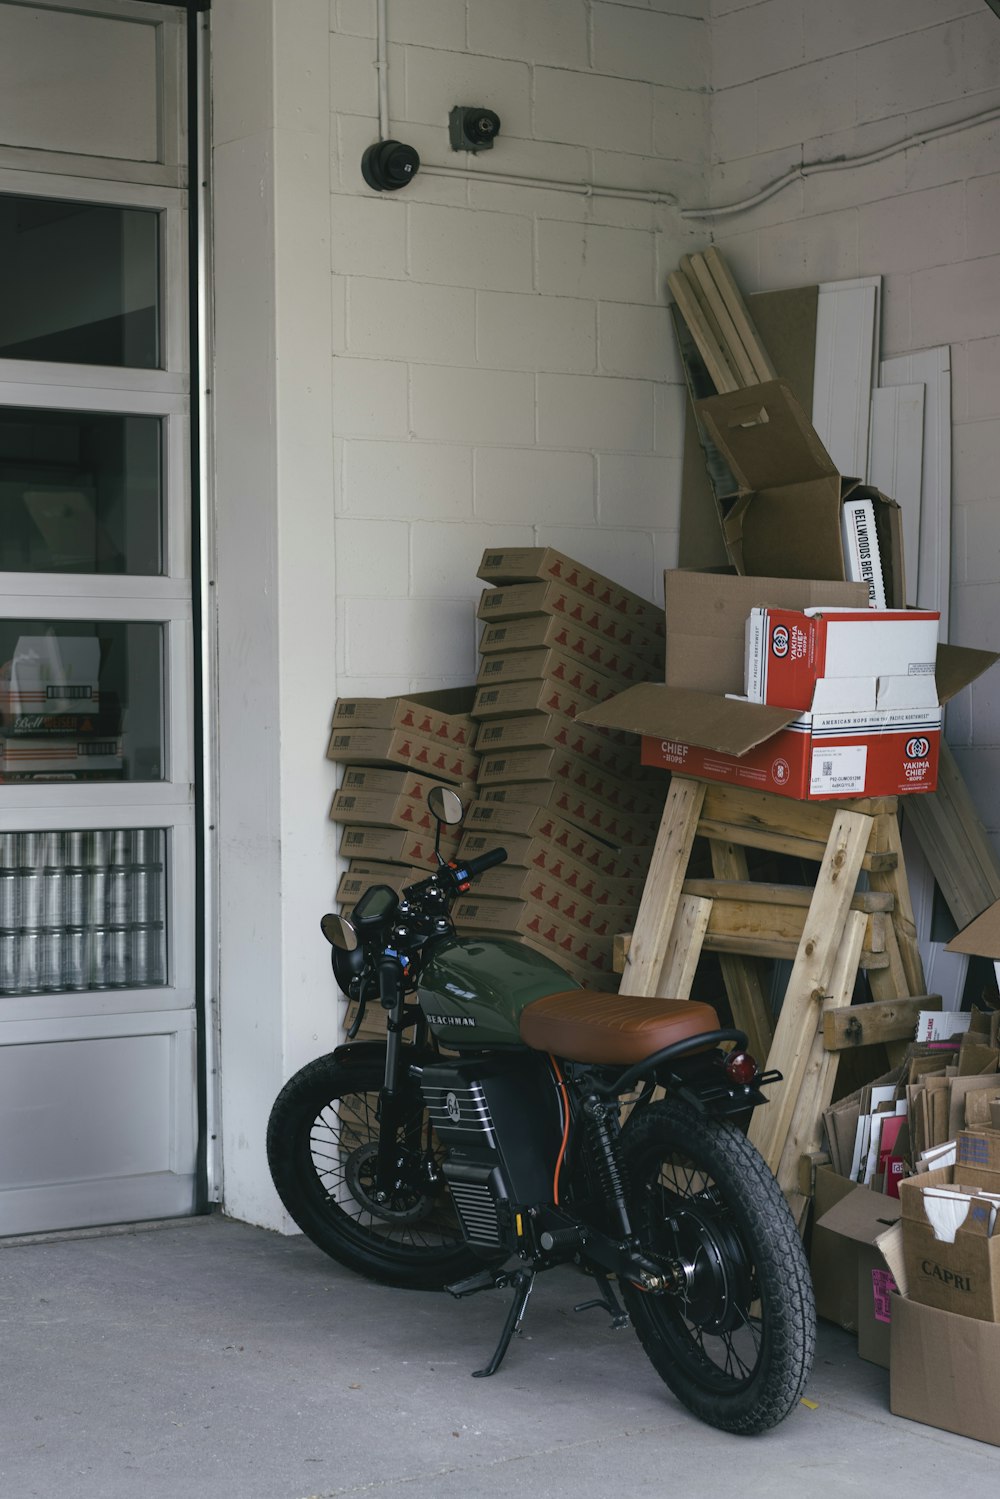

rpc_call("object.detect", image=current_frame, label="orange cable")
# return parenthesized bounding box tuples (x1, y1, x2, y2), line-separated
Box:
(549, 1054, 570, 1206)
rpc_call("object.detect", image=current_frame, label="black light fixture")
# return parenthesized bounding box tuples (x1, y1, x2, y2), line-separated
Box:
(449, 106, 501, 153)
(360, 139, 421, 192)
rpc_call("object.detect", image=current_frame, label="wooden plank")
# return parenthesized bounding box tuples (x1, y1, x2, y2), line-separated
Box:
(867, 811, 926, 996)
(774, 909, 868, 1199)
(823, 994, 943, 1051)
(812, 278, 879, 482)
(688, 253, 759, 386)
(679, 255, 733, 371)
(682, 878, 893, 914)
(695, 816, 897, 872)
(618, 776, 706, 996)
(708, 838, 773, 1063)
(905, 741, 1000, 931)
(703, 247, 777, 383)
(667, 271, 740, 395)
(866, 920, 909, 1004)
(657, 894, 712, 1000)
(748, 810, 873, 1173)
(868, 383, 925, 603)
(881, 347, 951, 633)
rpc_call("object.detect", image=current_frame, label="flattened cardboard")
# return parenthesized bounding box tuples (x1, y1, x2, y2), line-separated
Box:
(477, 579, 662, 661)
(325, 727, 479, 784)
(476, 646, 615, 697)
(946, 898, 1000, 960)
(891, 1294, 1000, 1447)
(330, 688, 475, 746)
(476, 547, 665, 638)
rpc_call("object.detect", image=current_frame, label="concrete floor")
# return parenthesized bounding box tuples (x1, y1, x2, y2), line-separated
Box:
(0, 1212, 993, 1499)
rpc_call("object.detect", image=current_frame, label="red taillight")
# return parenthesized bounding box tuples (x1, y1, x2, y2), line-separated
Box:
(725, 1050, 759, 1086)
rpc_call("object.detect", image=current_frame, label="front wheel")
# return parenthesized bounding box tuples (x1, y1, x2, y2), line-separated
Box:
(620, 1099, 815, 1435)
(266, 1052, 487, 1290)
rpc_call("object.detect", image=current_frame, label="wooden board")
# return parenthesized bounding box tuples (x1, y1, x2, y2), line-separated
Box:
(703, 247, 777, 383)
(687, 253, 759, 386)
(618, 777, 706, 997)
(822, 994, 942, 1051)
(667, 271, 739, 394)
(748, 810, 873, 1173)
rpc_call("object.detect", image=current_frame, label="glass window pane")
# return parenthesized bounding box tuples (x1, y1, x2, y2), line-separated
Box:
(0, 407, 162, 575)
(0, 620, 164, 782)
(0, 826, 167, 994)
(0, 194, 160, 369)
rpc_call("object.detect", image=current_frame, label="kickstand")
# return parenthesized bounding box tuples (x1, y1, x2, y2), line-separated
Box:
(471, 1268, 535, 1378)
(574, 1270, 630, 1330)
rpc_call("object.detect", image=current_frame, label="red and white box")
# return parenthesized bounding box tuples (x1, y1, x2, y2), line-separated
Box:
(745, 607, 940, 711)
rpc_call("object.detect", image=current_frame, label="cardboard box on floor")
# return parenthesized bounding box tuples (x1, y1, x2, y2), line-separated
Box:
(890, 1294, 1000, 1448)
(810, 1164, 901, 1368)
(898, 1164, 1000, 1321)
(694, 380, 906, 605)
(580, 571, 998, 802)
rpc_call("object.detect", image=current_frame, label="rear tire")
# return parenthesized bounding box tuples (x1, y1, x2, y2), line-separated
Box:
(620, 1099, 815, 1435)
(266, 1052, 486, 1290)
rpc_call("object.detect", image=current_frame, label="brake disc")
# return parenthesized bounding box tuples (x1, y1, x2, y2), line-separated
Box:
(344, 1141, 433, 1225)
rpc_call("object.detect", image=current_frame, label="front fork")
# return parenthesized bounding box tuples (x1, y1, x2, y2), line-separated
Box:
(374, 956, 416, 1201)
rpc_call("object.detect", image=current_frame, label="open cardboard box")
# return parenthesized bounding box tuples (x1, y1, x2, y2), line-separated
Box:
(810, 1164, 901, 1369)
(694, 380, 905, 603)
(580, 571, 998, 802)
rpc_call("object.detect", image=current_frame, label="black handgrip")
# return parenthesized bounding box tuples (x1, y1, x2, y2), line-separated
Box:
(453, 847, 508, 882)
(378, 952, 403, 1010)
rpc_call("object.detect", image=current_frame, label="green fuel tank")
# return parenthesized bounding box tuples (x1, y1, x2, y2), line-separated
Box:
(417, 935, 579, 1046)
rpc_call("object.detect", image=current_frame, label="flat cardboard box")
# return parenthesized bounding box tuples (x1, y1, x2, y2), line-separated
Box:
(476, 546, 666, 639)
(580, 570, 998, 802)
(476, 863, 641, 917)
(457, 813, 649, 879)
(472, 674, 614, 722)
(478, 612, 658, 685)
(956, 1130, 1000, 1193)
(810, 1167, 901, 1369)
(476, 709, 631, 756)
(455, 899, 615, 982)
(329, 787, 449, 834)
(476, 646, 617, 696)
(329, 688, 476, 747)
(477, 579, 663, 661)
(477, 733, 645, 787)
(946, 898, 1000, 960)
(899, 1164, 1000, 1321)
(694, 381, 907, 605)
(325, 727, 479, 784)
(891, 1293, 1000, 1447)
(336, 864, 420, 905)
(477, 763, 665, 820)
(464, 796, 655, 852)
(450, 892, 632, 944)
(458, 827, 648, 890)
(338, 824, 460, 871)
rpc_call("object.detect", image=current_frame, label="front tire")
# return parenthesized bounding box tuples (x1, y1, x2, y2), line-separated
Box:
(266, 1052, 486, 1290)
(620, 1099, 815, 1435)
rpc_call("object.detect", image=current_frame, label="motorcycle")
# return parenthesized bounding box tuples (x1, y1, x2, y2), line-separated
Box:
(267, 787, 816, 1435)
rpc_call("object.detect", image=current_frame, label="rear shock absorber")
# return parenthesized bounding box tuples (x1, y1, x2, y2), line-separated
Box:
(583, 1096, 633, 1238)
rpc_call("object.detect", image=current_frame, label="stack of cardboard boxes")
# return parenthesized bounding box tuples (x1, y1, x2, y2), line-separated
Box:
(0, 635, 122, 781)
(325, 690, 479, 910)
(450, 549, 668, 989)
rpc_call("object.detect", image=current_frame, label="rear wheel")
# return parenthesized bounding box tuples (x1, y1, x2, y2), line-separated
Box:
(620, 1099, 815, 1434)
(266, 1052, 486, 1290)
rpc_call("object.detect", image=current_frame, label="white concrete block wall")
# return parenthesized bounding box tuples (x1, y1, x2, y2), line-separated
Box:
(329, 0, 711, 701)
(706, 0, 1000, 849)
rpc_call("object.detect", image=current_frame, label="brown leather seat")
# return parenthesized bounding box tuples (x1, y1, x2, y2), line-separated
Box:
(519, 989, 721, 1066)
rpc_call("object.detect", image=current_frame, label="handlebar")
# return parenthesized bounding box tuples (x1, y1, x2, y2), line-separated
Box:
(449, 846, 508, 883)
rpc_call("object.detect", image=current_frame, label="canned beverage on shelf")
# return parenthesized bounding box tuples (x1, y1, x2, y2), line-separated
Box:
(146, 923, 166, 986)
(18, 930, 43, 993)
(18, 832, 41, 867)
(108, 867, 130, 925)
(131, 829, 158, 865)
(90, 926, 111, 988)
(64, 927, 90, 991)
(88, 830, 110, 867)
(108, 926, 129, 986)
(40, 930, 64, 991)
(129, 924, 150, 984)
(65, 831, 88, 866)
(0, 930, 18, 994)
(87, 866, 108, 926)
(20, 870, 42, 929)
(110, 830, 132, 865)
(64, 868, 87, 926)
(39, 832, 64, 866)
(41, 868, 64, 928)
(131, 866, 164, 924)
(0, 834, 18, 865)
(0, 869, 18, 928)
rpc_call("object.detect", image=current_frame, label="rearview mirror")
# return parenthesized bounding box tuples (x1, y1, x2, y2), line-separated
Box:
(321, 911, 359, 951)
(427, 785, 465, 826)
